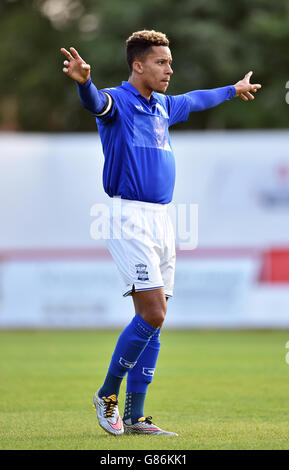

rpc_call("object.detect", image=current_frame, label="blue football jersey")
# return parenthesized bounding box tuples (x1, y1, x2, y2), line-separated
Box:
(78, 79, 235, 203)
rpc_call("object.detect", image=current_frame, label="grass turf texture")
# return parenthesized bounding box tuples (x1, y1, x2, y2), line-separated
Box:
(0, 329, 288, 450)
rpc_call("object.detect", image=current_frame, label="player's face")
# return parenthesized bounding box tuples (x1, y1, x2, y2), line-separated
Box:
(139, 46, 173, 94)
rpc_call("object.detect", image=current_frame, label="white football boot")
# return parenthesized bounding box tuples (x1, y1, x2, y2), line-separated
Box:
(93, 390, 124, 435)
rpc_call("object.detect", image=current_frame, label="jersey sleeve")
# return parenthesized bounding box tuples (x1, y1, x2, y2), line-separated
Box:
(185, 86, 236, 112)
(166, 85, 236, 127)
(77, 78, 116, 121)
(165, 94, 191, 127)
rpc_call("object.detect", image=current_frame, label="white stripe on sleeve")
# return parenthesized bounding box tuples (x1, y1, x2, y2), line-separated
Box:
(94, 92, 113, 117)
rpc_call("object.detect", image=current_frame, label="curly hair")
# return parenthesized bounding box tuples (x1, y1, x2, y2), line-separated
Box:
(126, 30, 169, 74)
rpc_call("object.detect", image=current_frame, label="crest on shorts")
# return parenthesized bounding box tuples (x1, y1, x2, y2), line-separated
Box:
(135, 263, 149, 281)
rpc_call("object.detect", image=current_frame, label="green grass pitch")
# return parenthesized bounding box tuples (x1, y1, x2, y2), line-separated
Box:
(0, 329, 288, 450)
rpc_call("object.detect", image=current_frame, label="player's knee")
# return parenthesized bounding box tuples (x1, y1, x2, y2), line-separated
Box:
(143, 304, 167, 328)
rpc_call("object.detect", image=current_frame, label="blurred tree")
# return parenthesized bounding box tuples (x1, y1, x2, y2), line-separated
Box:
(0, 0, 288, 131)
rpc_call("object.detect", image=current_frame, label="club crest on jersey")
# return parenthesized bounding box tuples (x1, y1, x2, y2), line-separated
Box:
(135, 263, 149, 281)
(156, 103, 169, 119)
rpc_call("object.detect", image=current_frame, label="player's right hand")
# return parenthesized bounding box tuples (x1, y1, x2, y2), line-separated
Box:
(60, 47, 91, 84)
(234, 71, 261, 101)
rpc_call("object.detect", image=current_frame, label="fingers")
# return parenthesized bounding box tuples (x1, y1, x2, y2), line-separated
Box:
(61, 46, 87, 76)
(240, 91, 255, 101)
(60, 47, 73, 60)
(60, 46, 84, 62)
(240, 87, 261, 101)
(62, 59, 70, 74)
(245, 71, 253, 80)
(63, 61, 90, 70)
(240, 93, 248, 101)
(246, 91, 255, 100)
(252, 84, 262, 92)
(237, 72, 261, 101)
(69, 47, 82, 61)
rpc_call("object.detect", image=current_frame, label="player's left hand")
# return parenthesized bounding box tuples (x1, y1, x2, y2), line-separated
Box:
(234, 71, 262, 101)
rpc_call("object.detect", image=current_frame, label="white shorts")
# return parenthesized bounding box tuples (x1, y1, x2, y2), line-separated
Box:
(105, 198, 176, 298)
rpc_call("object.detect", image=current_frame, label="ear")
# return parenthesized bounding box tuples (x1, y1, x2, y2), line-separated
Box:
(132, 60, 143, 74)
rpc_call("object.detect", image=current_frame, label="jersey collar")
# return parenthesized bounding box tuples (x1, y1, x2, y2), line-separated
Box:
(121, 81, 157, 105)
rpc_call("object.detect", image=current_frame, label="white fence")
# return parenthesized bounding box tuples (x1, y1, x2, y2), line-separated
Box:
(0, 131, 289, 328)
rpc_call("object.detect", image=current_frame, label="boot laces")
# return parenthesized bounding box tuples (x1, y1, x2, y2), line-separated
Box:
(103, 395, 118, 418)
(144, 416, 153, 425)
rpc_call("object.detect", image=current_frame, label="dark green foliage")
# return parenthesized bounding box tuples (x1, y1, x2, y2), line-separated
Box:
(1, 0, 288, 131)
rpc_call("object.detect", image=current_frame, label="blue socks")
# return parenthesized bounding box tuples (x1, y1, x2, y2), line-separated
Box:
(98, 370, 123, 398)
(126, 327, 161, 393)
(123, 329, 161, 423)
(98, 314, 159, 399)
(123, 392, 146, 424)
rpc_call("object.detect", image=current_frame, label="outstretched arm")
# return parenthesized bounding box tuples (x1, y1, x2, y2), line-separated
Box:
(60, 47, 108, 115)
(167, 71, 261, 126)
(185, 85, 236, 112)
(186, 71, 261, 112)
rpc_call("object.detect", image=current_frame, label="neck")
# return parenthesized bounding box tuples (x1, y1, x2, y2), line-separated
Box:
(128, 76, 152, 100)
